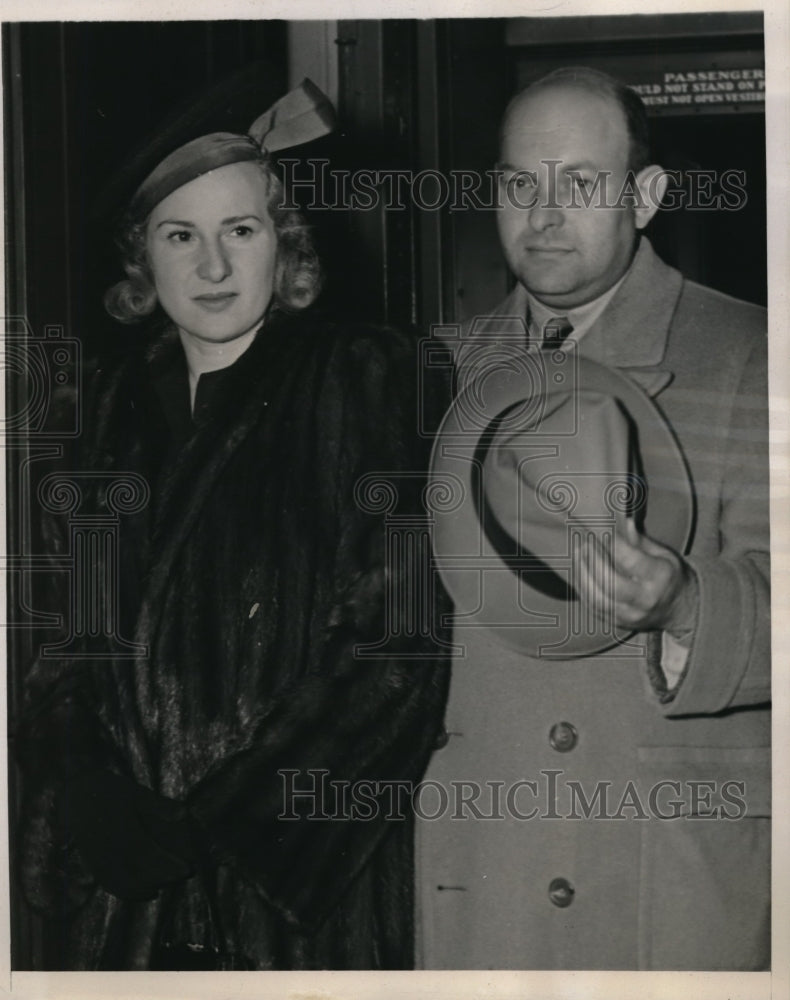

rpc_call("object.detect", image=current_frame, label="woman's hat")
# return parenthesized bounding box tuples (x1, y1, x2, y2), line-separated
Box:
(93, 62, 335, 225)
(429, 345, 694, 659)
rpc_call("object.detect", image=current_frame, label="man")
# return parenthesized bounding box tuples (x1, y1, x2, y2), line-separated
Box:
(418, 67, 769, 970)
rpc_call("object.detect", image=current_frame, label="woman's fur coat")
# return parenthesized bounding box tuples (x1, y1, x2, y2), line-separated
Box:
(16, 313, 450, 969)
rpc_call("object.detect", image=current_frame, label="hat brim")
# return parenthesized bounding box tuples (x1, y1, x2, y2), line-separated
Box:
(430, 347, 694, 659)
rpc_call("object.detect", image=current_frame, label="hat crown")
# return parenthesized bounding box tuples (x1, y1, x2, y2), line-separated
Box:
(126, 78, 335, 221)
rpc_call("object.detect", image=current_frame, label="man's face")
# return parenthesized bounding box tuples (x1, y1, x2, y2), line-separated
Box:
(496, 85, 639, 310)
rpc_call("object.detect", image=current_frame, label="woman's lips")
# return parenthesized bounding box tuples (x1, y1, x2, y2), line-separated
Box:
(525, 246, 573, 254)
(192, 292, 239, 311)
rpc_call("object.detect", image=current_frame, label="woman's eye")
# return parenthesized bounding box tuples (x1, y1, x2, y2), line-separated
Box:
(166, 230, 193, 243)
(230, 224, 254, 237)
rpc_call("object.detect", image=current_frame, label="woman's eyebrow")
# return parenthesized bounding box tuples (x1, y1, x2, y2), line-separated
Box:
(154, 214, 263, 230)
(155, 218, 196, 230)
(221, 214, 263, 225)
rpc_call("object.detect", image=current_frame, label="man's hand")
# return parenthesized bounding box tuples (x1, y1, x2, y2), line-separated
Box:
(577, 517, 699, 635)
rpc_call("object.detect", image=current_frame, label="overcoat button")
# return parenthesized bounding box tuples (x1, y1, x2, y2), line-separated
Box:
(433, 726, 450, 750)
(548, 877, 575, 908)
(549, 721, 578, 752)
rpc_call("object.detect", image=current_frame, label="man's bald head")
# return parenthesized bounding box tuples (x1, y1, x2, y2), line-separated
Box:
(501, 67, 651, 174)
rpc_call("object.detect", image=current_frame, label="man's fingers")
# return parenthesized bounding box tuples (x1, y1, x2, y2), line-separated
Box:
(578, 530, 672, 627)
(587, 530, 642, 591)
(575, 548, 609, 624)
(636, 529, 676, 560)
(602, 523, 680, 589)
(576, 537, 636, 623)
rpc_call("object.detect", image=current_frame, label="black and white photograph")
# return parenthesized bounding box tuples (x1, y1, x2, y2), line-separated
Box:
(1, 4, 787, 997)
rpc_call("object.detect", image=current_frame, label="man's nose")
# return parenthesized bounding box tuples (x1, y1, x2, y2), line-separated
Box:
(197, 238, 231, 282)
(524, 170, 567, 232)
(527, 197, 564, 233)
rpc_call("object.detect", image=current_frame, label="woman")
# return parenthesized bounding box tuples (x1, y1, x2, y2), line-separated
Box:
(17, 80, 449, 970)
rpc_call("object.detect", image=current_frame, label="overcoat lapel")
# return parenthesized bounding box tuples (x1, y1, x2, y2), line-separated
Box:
(474, 237, 684, 399)
(579, 237, 682, 371)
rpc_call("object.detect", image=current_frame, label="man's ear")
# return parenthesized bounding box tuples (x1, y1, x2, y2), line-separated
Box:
(634, 164, 668, 230)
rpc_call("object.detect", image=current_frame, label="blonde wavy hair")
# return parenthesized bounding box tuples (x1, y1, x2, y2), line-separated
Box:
(104, 157, 322, 323)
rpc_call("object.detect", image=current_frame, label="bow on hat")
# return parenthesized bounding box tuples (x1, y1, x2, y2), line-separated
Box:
(129, 78, 335, 221)
(247, 78, 335, 151)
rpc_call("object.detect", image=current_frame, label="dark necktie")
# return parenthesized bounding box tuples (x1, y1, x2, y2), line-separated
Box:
(541, 315, 574, 350)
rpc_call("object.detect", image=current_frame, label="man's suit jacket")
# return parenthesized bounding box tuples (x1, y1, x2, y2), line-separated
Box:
(417, 236, 770, 970)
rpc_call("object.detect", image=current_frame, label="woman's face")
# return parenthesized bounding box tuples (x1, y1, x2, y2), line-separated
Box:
(145, 161, 277, 345)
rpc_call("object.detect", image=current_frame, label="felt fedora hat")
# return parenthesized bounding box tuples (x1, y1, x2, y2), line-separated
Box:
(429, 343, 694, 659)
